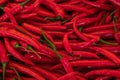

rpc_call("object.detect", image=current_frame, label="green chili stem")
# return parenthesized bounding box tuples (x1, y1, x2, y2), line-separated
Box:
(101, 14, 107, 24)
(110, 10, 116, 17)
(2, 62, 7, 80)
(12, 78, 16, 80)
(41, 29, 56, 50)
(27, 45, 41, 59)
(20, 0, 30, 7)
(41, 29, 62, 59)
(99, 39, 118, 46)
(79, 27, 83, 32)
(113, 16, 118, 33)
(14, 44, 29, 54)
(10, 67, 21, 80)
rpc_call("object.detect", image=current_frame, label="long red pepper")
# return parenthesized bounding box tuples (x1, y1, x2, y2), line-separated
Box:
(35, 7, 55, 17)
(57, 72, 78, 80)
(82, 0, 113, 10)
(9, 61, 45, 80)
(42, 0, 65, 19)
(20, 0, 42, 13)
(63, 31, 73, 55)
(0, 40, 8, 80)
(90, 47, 120, 64)
(59, 4, 93, 14)
(82, 24, 120, 33)
(4, 38, 34, 65)
(85, 69, 120, 79)
(32, 66, 57, 80)
(51, 60, 117, 70)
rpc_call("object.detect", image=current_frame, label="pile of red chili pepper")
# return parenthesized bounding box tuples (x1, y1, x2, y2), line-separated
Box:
(1, 0, 120, 80)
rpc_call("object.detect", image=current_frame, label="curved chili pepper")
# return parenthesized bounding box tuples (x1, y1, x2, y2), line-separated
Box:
(0, 40, 8, 80)
(90, 47, 120, 64)
(42, 0, 65, 19)
(9, 61, 45, 80)
(63, 31, 73, 55)
(73, 17, 89, 41)
(4, 38, 34, 65)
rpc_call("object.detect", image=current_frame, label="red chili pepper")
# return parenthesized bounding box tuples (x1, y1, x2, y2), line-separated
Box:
(85, 69, 120, 79)
(0, 40, 8, 80)
(73, 51, 99, 59)
(59, 4, 93, 14)
(28, 16, 50, 23)
(22, 23, 54, 42)
(42, 29, 76, 79)
(9, 61, 45, 80)
(0, 27, 40, 50)
(76, 76, 86, 80)
(90, 29, 114, 39)
(0, 0, 7, 5)
(63, 31, 73, 55)
(4, 7, 18, 25)
(25, 53, 56, 64)
(82, 0, 114, 10)
(20, 0, 42, 13)
(90, 47, 120, 64)
(4, 38, 34, 65)
(83, 23, 120, 33)
(35, 7, 55, 17)
(42, 0, 65, 19)
(101, 46, 120, 54)
(109, 0, 120, 8)
(115, 32, 120, 43)
(16, 13, 37, 19)
(57, 72, 78, 80)
(31, 66, 57, 80)
(73, 17, 89, 41)
(65, 0, 82, 5)
(95, 76, 111, 80)
(51, 60, 117, 70)
(0, 0, 30, 21)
